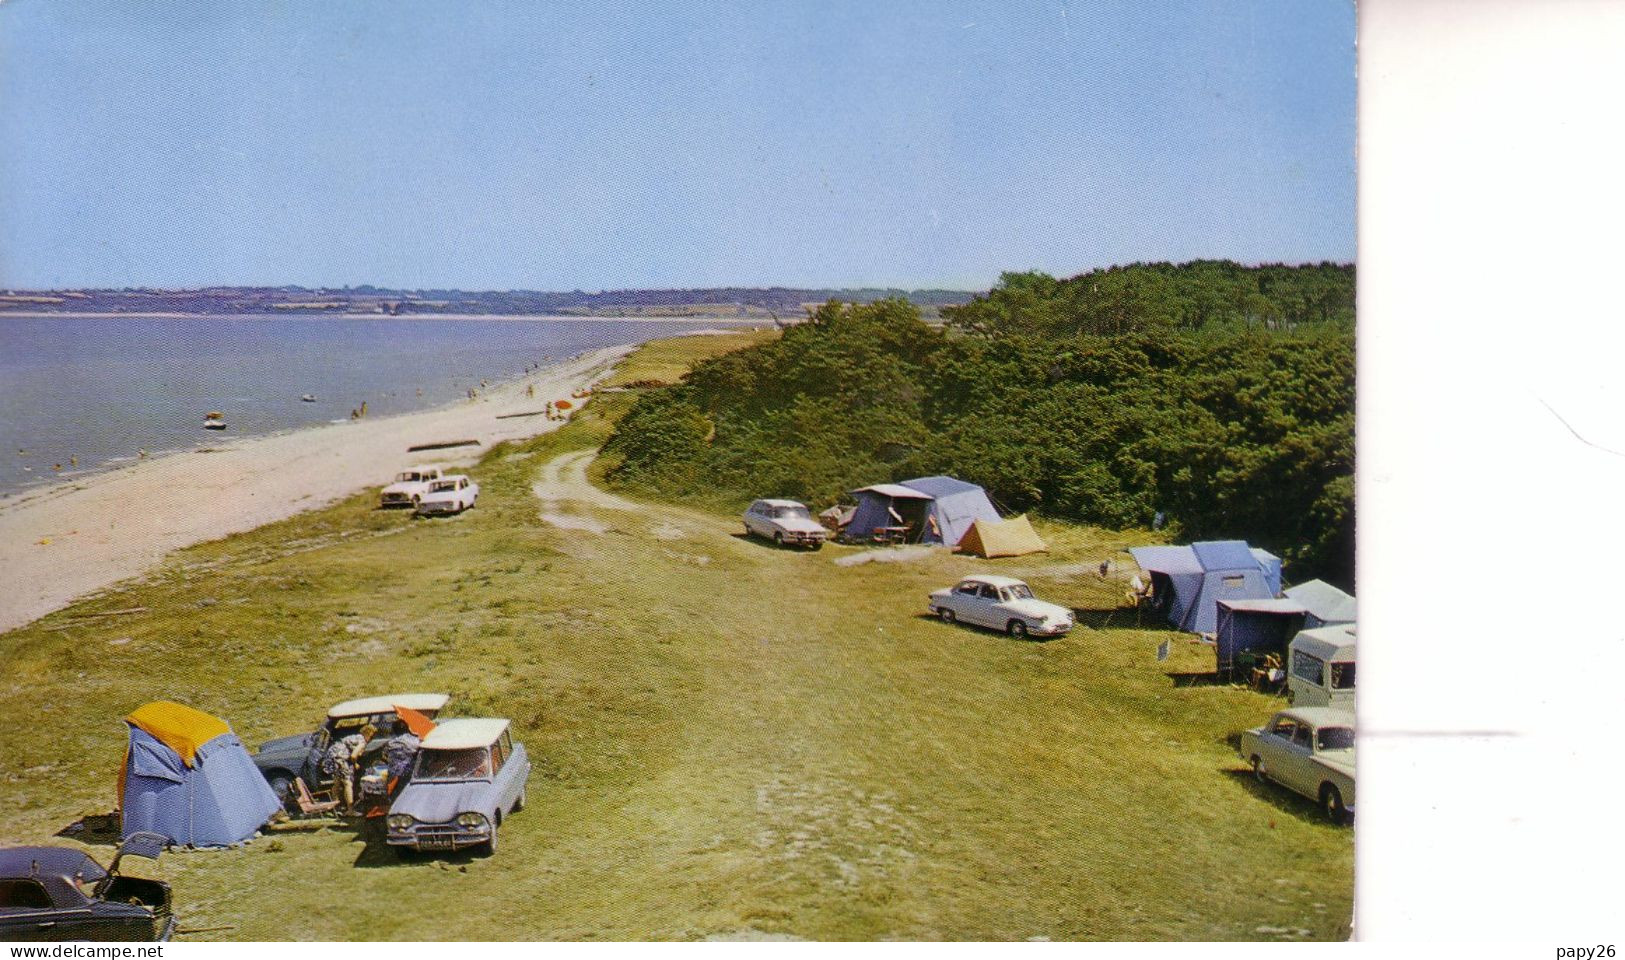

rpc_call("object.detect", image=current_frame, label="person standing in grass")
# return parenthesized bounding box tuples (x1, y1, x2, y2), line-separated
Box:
(323, 731, 366, 813)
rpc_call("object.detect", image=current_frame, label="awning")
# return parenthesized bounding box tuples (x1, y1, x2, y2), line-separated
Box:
(850, 483, 934, 500)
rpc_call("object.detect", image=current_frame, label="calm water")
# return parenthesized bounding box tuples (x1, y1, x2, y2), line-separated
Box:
(0, 314, 745, 497)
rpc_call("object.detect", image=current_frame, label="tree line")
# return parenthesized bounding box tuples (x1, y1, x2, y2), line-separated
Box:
(605, 262, 1354, 587)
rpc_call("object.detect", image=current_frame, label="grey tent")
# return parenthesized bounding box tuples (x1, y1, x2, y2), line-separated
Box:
(1282, 579, 1357, 629)
(843, 476, 1000, 546)
(1128, 540, 1284, 634)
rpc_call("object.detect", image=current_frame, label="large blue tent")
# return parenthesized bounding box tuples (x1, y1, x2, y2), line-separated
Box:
(1129, 540, 1283, 634)
(120, 701, 282, 847)
(843, 475, 1000, 546)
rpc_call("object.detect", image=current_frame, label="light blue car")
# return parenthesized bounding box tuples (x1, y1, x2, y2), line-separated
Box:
(385, 718, 530, 855)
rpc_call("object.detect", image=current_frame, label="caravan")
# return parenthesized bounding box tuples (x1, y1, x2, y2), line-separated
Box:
(1287, 624, 1356, 708)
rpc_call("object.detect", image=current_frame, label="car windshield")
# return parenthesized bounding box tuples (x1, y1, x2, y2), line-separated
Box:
(1003, 585, 1034, 601)
(1317, 727, 1355, 751)
(416, 747, 492, 781)
(396, 472, 422, 482)
(429, 480, 457, 493)
(772, 506, 811, 520)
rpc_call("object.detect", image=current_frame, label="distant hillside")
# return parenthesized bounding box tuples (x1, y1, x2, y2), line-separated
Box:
(0, 285, 976, 317)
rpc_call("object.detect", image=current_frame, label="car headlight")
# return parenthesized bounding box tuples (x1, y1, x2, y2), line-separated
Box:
(457, 812, 489, 829)
(387, 814, 414, 830)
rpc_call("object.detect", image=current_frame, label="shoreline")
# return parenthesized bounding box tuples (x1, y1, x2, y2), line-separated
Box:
(0, 310, 778, 323)
(0, 345, 631, 634)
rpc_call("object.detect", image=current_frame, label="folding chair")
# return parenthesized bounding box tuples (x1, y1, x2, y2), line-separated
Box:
(292, 777, 341, 816)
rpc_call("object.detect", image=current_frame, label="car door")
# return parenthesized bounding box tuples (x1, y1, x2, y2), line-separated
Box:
(1258, 716, 1298, 784)
(303, 726, 332, 786)
(1276, 721, 1317, 795)
(0, 879, 88, 941)
(981, 591, 1007, 627)
(968, 584, 1003, 627)
(744, 503, 764, 538)
(946, 582, 983, 624)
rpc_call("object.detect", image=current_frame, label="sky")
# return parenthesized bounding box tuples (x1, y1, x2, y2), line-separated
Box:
(0, 1, 1355, 291)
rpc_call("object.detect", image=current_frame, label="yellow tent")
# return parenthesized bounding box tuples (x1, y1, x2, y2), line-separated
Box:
(125, 701, 231, 768)
(955, 514, 1048, 558)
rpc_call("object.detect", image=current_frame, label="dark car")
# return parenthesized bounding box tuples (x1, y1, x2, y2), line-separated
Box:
(0, 833, 174, 941)
(252, 693, 449, 803)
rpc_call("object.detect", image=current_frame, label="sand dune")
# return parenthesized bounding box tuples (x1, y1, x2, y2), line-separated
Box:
(0, 346, 629, 633)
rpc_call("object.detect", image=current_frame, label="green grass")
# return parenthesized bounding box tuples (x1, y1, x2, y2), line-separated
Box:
(0, 332, 1351, 941)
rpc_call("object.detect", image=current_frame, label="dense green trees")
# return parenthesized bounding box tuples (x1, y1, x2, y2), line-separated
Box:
(606, 262, 1355, 587)
(945, 261, 1354, 338)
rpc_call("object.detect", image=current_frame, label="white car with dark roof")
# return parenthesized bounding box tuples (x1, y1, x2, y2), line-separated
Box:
(928, 574, 1074, 638)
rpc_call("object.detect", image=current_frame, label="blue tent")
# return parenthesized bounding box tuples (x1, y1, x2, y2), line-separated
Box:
(1215, 598, 1306, 678)
(120, 702, 282, 847)
(844, 475, 1000, 546)
(1129, 540, 1284, 634)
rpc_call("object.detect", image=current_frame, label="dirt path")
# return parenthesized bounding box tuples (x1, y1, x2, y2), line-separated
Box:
(532, 449, 693, 539)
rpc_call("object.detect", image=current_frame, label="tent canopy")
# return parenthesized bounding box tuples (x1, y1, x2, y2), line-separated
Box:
(1129, 540, 1284, 634)
(126, 701, 231, 767)
(956, 514, 1047, 558)
(121, 702, 281, 847)
(851, 483, 932, 501)
(844, 475, 1001, 546)
(1283, 579, 1357, 627)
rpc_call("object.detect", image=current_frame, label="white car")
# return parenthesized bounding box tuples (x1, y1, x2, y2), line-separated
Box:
(928, 574, 1074, 638)
(1237, 707, 1356, 824)
(416, 475, 479, 516)
(380, 466, 444, 508)
(743, 498, 827, 549)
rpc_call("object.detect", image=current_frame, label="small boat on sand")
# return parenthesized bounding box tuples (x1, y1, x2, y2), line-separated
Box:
(203, 411, 227, 431)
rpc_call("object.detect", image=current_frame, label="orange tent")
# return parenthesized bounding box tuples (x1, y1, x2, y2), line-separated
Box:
(955, 514, 1048, 558)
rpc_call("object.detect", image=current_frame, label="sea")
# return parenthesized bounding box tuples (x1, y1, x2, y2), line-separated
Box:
(0, 313, 750, 498)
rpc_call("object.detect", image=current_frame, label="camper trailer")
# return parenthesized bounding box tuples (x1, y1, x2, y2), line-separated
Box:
(1287, 624, 1356, 708)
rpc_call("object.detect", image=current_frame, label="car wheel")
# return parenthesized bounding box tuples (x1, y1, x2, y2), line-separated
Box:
(939, 608, 956, 624)
(267, 774, 293, 808)
(773, 532, 784, 547)
(513, 788, 526, 813)
(1250, 756, 1266, 782)
(1320, 784, 1348, 825)
(1008, 619, 1028, 638)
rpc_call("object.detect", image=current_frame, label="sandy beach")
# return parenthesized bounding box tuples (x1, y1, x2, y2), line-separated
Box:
(0, 345, 629, 634)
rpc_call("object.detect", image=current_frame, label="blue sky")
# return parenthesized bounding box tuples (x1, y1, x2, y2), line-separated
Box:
(0, 1, 1354, 291)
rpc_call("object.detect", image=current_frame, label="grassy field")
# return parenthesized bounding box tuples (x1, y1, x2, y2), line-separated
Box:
(0, 331, 1351, 941)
